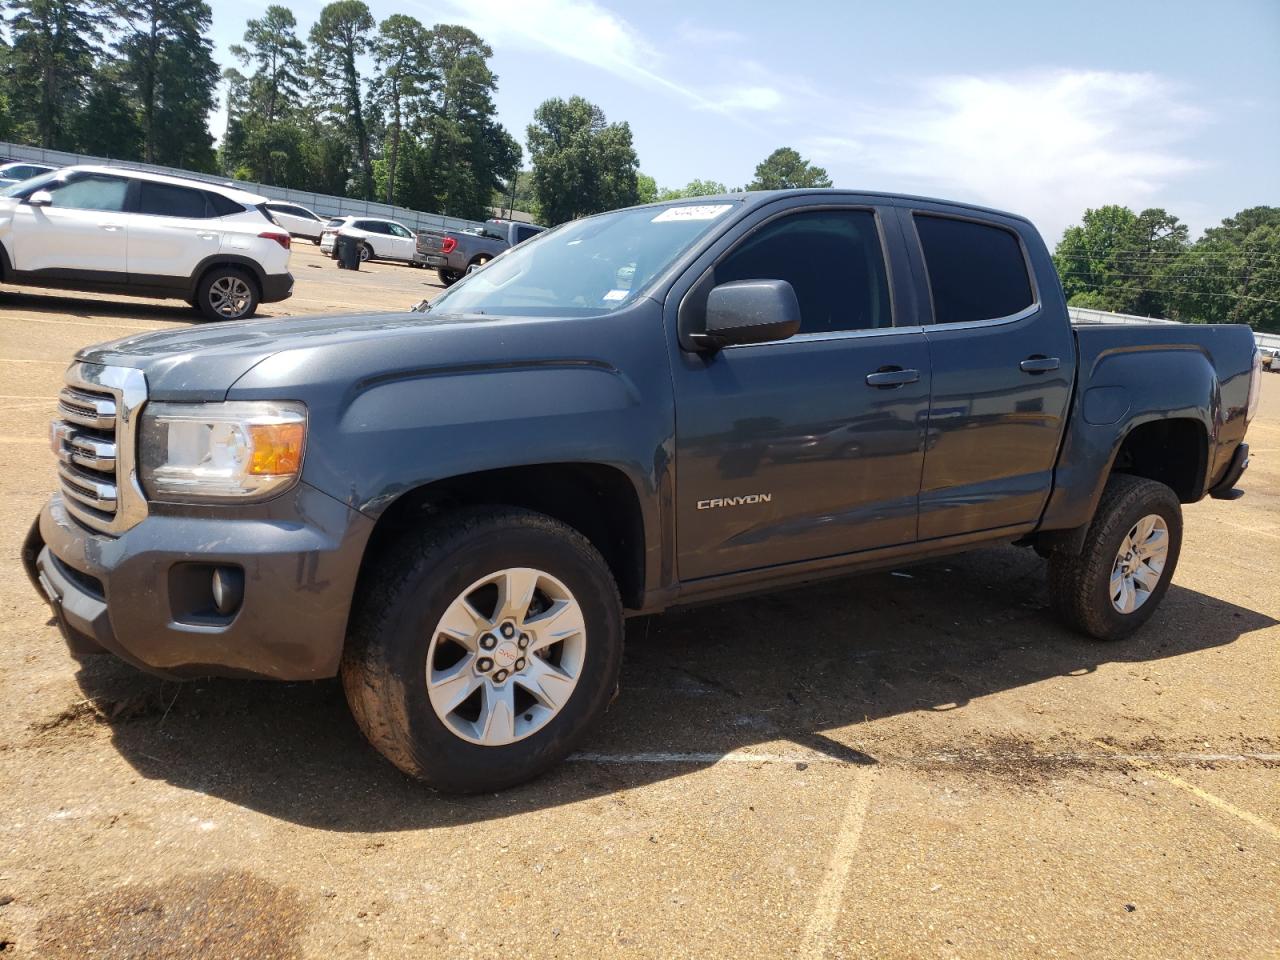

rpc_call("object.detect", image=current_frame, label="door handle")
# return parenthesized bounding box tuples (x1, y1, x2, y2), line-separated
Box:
(1019, 356, 1060, 373)
(865, 367, 920, 388)
(98, 224, 121, 231)
(197, 233, 218, 241)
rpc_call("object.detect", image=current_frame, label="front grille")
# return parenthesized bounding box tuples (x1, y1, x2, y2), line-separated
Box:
(51, 363, 148, 535)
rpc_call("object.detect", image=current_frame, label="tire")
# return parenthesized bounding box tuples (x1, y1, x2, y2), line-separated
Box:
(1048, 474, 1182, 641)
(341, 506, 624, 792)
(196, 266, 259, 321)
(360, 243, 373, 263)
(468, 254, 491, 274)
(438, 268, 463, 286)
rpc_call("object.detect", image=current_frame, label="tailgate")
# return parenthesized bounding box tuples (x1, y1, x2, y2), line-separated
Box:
(416, 232, 447, 255)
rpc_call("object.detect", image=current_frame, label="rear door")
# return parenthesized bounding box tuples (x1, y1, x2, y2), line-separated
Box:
(669, 197, 931, 580)
(128, 181, 224, 280)
(9, 171, 131, 276)
(900, 206, 1075, 538)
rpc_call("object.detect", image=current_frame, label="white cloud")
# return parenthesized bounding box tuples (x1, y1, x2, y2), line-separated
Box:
(805, 70, 1202, 240)
(431, 0, 722, 111)
(713, 86, 784, 112)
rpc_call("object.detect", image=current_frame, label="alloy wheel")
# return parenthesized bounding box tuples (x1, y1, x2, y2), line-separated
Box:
(1109, 514, 1169, 614)
(207, 276, 252, 318)
(426, 567, 587, 745)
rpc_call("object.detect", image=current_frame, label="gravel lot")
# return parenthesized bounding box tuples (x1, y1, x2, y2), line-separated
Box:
(1, 244, 1277, 958)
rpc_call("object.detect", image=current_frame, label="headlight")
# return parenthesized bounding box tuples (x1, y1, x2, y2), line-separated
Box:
(139, 401, 307, 501)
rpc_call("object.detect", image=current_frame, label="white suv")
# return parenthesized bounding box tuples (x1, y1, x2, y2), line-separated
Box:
(319, 216, 420, 264)
(0, 165, 293, 321)
(264, 200, 326, 243)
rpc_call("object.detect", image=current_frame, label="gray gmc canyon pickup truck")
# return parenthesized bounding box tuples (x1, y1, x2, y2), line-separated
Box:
(417, 218, 545, 286)
(23, 190, 1259, 792)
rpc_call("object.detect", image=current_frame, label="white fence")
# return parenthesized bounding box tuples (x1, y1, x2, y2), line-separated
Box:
(0, 140, 488, 235)
(1069, 305, 1278, 351)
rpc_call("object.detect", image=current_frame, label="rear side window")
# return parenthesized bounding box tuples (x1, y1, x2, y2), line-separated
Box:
(914, 215, 1034, 324)
(515, 226, 540, 243)
(45, 174, 129, 212)
(208, 192, 244, 217)
(713, 209, 891, 334)
(139, 181, 211, 219)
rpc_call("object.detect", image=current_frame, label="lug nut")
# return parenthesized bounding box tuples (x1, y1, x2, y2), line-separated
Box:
(480, 633, 497, 650)
(515, 658, 526, 671)
(494, 669, 509, 682)
(500, 622, 516, 638)
(517, 633, 530, 649)
(477, 657, 493, 672)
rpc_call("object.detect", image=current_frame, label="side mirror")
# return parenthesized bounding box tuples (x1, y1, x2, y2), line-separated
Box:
(26, 190, 53, 207)
(693, 279, 801, 350)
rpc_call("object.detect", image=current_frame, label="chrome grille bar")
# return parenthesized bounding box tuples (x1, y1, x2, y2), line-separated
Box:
(51, 363, 148, 535)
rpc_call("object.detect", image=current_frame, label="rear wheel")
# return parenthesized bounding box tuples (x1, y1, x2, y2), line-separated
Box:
(360, 243, 373, 263)
(341, 507, 623, 792)
(438, 268, 463, 286)
(196, 267, 259, 321)
(1049, 474, 1182, 640)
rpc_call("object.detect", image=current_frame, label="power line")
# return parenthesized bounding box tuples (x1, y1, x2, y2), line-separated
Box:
(1065, 281, 1280, 306)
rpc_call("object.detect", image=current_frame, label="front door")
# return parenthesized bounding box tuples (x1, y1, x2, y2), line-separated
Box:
(670, 203, 931, 581)
(10, 171, 130, 275)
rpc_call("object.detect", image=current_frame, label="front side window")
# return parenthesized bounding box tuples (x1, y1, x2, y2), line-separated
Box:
(44, 174, 130, 212)
(139, 181, 210, 219)
(713, 209, 892, 334)
(914, 215, 1034, 324)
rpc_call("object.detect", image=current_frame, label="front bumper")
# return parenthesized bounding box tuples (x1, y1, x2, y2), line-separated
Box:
(23, 485, 374, 680)
(1208, 442, 1249, 500)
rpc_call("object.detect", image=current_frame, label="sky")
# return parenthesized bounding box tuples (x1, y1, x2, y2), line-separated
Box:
(207, 0, 1280, 242)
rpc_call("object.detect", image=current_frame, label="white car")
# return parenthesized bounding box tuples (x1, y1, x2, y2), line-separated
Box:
(0, 160, 58, 184)
(264, 200, 326, 243)
(0, 165, 293, 321)
(319, 216, 420, 264)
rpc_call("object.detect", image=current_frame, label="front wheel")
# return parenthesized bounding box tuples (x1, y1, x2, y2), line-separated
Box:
(1049, 474, 1182, 640)
(341, 507, 623, 792)
(196, 267, 259, 321)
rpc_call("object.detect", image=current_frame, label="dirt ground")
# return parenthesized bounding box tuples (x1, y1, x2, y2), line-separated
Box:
(0, 243, 1277, 959)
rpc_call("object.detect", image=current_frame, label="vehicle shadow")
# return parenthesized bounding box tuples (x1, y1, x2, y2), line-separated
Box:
(70, 545, 1275, 831)
(0, 289, 208, 325)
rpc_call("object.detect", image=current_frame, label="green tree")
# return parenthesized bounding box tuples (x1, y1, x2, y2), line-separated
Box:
(309, 0, 375, 199)
(112, 0, 218, 168)
(229, 5, 305, 126)
(70, 61, 142, 157)
(748, 147, 830, 190)
(370, 14, 432, 204)
(526, 95, 639, 225)
(1166, 207, 1280, 331)
(402, 24, 519, 220)
(5, 0, 106, 148)
(1053, 205, 1186, 317)
(657, 178, 728, 200)
(636, 172, 657, 204)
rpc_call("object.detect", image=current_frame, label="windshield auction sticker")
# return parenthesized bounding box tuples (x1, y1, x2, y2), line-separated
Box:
(651, 204, 734, 222)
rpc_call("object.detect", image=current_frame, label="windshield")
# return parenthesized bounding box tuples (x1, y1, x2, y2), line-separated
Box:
(0, 170, 60, 197)
(422, 201, 741, 317)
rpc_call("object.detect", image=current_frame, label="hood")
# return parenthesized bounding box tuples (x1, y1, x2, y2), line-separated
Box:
(78, 311, 452, 401)
(74, 307, 624, 402)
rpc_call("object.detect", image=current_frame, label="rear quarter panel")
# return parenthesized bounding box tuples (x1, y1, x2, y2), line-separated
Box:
(1040, 322, 1257, 529)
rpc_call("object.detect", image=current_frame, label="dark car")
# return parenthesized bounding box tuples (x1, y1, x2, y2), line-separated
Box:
(24, 190, 1259, 792)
